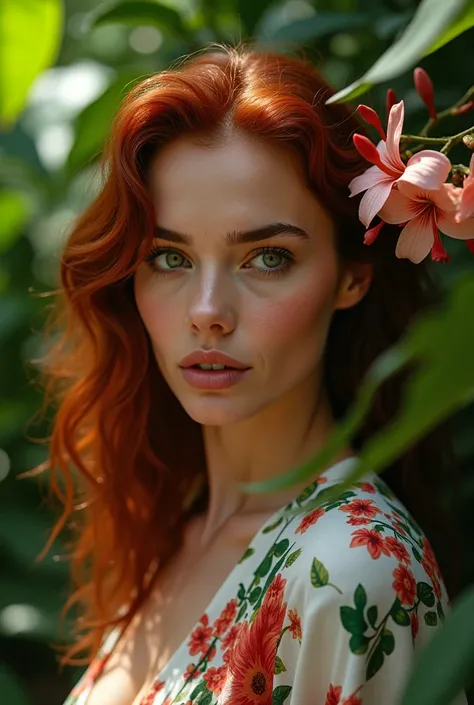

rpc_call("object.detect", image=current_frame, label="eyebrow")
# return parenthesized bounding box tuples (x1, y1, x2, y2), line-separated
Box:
(153, 222, 310, 246)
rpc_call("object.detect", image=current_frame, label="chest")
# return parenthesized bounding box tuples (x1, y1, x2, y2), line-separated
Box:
(84, 517, 267, 705)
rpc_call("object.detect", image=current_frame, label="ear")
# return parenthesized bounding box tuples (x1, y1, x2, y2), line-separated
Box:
(334, 261, 373, 311)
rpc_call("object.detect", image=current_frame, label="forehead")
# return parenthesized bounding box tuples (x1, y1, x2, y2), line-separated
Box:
(147, 132, 333, 237)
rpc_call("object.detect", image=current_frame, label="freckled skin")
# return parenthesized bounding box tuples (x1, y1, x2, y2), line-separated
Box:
(134, 131, 367, 426)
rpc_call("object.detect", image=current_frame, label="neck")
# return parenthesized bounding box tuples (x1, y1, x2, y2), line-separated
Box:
(199, 376, 354, 543)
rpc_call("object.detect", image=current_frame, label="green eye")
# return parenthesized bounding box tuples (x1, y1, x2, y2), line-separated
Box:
(261, 252, 283, 268)
(160, 251, 185, 269)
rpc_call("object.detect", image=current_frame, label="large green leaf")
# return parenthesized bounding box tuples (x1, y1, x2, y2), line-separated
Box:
(242, 272, 474, 497)
(326, 0, 470, 104)
(88, 0, 190, 40)
(66, 72, 143, 174)
(0, 0, 63, 128)
(401, 587, 474, 705)
(422, 1, 474, 57)
(259, 12, 369, 45)
(0, 190, 30, 253)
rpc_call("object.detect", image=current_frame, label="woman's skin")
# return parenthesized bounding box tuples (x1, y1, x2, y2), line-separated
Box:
(86, 131, 372, 705)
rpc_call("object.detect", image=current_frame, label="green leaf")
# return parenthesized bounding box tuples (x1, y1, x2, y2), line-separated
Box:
(381, 628, 395, 655)
(0, 0, 63, 127)
(263, 517, 283, 533)
(88, 0, 190, 39)
(423, 1, 474, 56)
(66, 72, 142, 174)
(274, 655, 287, 674)
(354, 584, 367, 611)
(400, 587, 474, 705)
(349, 633, 370, 654)
(437, 600, 446, 622)
(239, 547, 255, 563)
(261, 11, 369, 45)
(417, 582, 436, 608)
(255, 554, 273, 578)
(424, 611, 438, 627)
(0, 191, 30, 253)
(272, 684, 292, 705)
(326, 0, 470, 104)
(237, 583, 246, 601)
(391, 602, 411, 627)
(310, 557, 329, 588)
(0, 664, 32, 705)
(273, 539, 290, 557)
(340, 606, 367, 635)
(367, 605, 379, 628)
(199, 690, 213, 705)
(367, 642, 385, 680)
(190, 681, 207, 700)
(236, 602, 247, 622)
(285, 548, 302, 568)
(249, 587, 262, 605)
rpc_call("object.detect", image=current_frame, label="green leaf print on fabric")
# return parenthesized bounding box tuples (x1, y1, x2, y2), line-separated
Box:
(274, 655, 287, 674)
(424, 611, 438, 626)
(311, 557, 343, 594)
(284, 548, 301, 567)
(367, 641, 385, 680)
(417, 581, 436, 607)
(390, 600, 411, 626)
(263, 517, 284, 534)
(273, 539, 290, 557)
(239, 547, 255, 563)
(367, 604, 378, 628)
(272, 684, 292, 704)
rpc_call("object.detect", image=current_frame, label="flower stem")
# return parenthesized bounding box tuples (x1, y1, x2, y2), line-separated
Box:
(440, 126, 474, 154)
(419, 85, 474, 136)
(400, 126, 474, 155)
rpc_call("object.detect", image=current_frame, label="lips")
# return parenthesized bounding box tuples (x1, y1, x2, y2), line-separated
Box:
(179, 350, 250, 370)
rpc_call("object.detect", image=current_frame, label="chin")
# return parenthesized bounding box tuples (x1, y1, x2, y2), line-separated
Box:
(177, 394, 264, 426)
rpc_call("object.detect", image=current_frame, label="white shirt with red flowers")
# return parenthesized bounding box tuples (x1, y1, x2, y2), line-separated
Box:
(64, 457, 467, 705)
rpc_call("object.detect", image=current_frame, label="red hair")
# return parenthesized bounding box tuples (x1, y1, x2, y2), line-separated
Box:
(32, 43, 457, 666)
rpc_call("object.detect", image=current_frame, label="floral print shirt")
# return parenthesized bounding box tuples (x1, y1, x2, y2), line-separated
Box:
(64, 457, 467, 705)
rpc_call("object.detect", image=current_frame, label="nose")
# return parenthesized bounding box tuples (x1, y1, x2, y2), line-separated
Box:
(186, 266, 236, 338)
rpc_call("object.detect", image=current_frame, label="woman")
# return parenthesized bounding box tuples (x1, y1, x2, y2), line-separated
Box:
(37, 46, 465, 705)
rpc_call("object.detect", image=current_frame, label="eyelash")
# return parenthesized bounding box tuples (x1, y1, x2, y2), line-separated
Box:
(144, 246, 295, 276)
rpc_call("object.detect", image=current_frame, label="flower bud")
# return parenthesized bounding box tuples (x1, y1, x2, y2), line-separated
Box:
(431, 230, 449, 263)
(386, 88, 397, 119)
(452, 101, 473, 116)
(414, 67, 437, 120)
(462, 134, 474, 150)
(357, 104, 386, 140)
(364, 220, 385, 245)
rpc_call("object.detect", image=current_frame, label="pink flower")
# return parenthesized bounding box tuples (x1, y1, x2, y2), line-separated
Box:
(378, 181, 474, 263)
(349, 100, 451, 227)
(455, 153, 474, 222)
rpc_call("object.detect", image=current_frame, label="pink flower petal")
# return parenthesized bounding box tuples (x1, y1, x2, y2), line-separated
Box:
(383, 101, 406, 172)
(378, 187, 415, 224)
(438, 213, 474, 240)
(395, 214, 434, 263)
(348, 165, 390, 197)
(400, 150, 451, 191)
(456, 156, 474, 221)
(397, 181, 458, 212)
(359, 180, 394, 227)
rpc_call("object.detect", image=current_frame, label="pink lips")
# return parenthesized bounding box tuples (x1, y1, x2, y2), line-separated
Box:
(179, 350, 251, 390)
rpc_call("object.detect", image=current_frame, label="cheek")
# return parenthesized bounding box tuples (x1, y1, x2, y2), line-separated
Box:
(134, 273, 179, 348)
(249, 274, 337, 360)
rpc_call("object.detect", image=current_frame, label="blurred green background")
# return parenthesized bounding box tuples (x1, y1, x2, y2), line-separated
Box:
(0, 0, 473, 703)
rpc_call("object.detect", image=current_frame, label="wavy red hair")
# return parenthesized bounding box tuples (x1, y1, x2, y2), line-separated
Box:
(32, 43, 457, 666)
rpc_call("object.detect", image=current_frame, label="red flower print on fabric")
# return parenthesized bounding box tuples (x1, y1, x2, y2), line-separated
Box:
(203, 665, 228, 695)
(421, 537, 443, 599)
(346, 516, 372, 526)
(325, 683, 342, 705)
(350, 528, 391, 560)
(410, 613, 420, 643)
(183, 663, 197, 681)
(295, 508, 325, 535)
(384, 536, 411, 564)
(340, 499, 381, 519)
(359, 482, 376, 493)
(70, 658, 105, 697)
(324, 684, 363, 705)
(221, 573, 287, 705)
(213, 598, 238, 637)
(393, 564, 417, 605)
(288, 608, 302, 640)
(139, 679, 165, 705)
(188, 614, 213, 656)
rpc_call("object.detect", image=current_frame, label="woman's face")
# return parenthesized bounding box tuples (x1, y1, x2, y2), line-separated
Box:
(134, 132, 369, 426)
